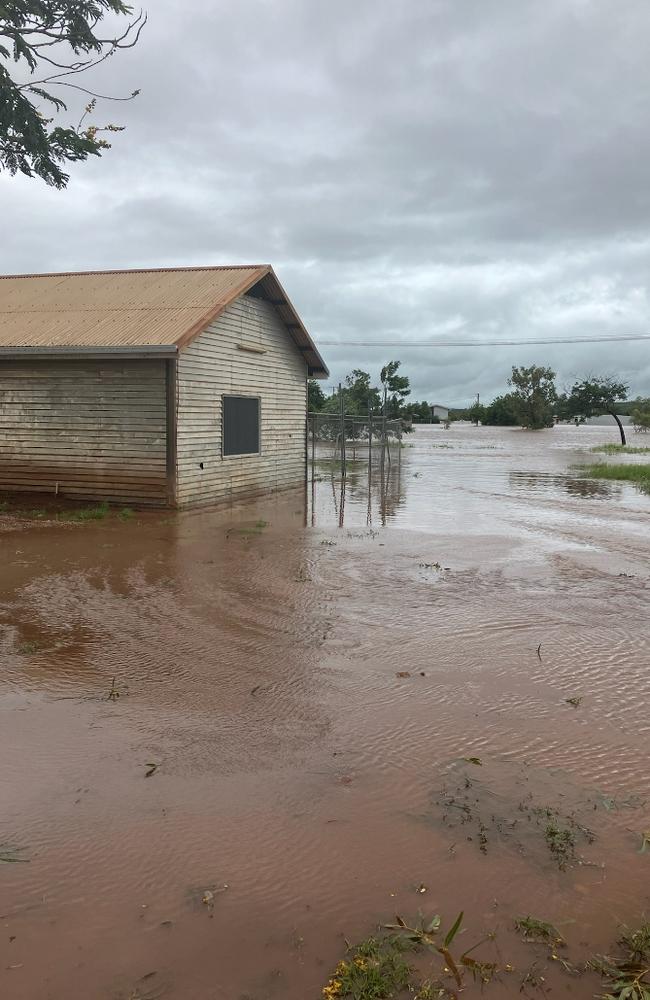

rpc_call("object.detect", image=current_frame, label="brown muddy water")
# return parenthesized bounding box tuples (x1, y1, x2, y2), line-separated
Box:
(1, 425, 649, 999)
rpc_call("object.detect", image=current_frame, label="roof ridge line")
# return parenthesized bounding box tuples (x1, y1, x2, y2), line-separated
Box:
(0, 264, 270, 280)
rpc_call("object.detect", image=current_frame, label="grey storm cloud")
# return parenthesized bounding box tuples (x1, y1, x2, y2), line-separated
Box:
(2, 0, 650, 404)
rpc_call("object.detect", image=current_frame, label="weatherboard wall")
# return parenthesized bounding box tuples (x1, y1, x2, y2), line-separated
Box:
(0, 359, 168, 503)
(175, 294, 308, 507)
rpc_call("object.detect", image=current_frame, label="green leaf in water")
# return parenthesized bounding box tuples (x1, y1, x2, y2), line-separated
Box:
(444, 911, 464, 947)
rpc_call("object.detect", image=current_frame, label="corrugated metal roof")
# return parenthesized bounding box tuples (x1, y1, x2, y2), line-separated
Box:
(0, 265, 329, 376)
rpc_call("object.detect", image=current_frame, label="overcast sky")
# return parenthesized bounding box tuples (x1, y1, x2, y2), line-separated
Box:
(3, 0, 650, 404)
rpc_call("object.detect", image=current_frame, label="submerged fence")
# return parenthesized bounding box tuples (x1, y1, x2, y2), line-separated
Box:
(308, 412, 402, 473)
(307, 411, 404, 527)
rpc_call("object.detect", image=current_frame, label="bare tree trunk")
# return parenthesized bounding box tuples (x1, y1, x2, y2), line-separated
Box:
(610, 411, 627, 446)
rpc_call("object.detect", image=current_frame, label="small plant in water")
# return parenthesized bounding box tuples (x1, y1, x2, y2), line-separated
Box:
(63, 501, 110, 522)
(565, 696, 582, 708)
(515, 916, 565, 948)
(228, 519, 269, 537)
(322, 936, 411, 999)
(384, 911, 497, 990)
(106, 676, 121, 702)
(589, 922, 650, 999)
(17, 640, 41, 655)
(520, 962, 547, 994)
(578, 463, 650, 494)
(590, 444, 650, 455)
(118, 507, 134, 521)
(619, 926, 650, 965)
(544, 819, 577, 870)
(529, 805, 594, 870)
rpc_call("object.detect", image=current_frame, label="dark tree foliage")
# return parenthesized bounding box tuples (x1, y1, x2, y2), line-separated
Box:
(380, 360, 410, 418)
(403, 400, 433, 422)
(344, 369, 382, 414)
(565, 375, 630, 445)
(482, 392, 520, 426)
(508, 365, 557, 430)
(316, 363, 413, 419)
(1, 1, 145, 187)
(307, 378, 326, 412)
(467, 402, 486, 425)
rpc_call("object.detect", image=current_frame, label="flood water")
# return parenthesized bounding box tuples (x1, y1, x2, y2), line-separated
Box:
(1, 424, 649, 999)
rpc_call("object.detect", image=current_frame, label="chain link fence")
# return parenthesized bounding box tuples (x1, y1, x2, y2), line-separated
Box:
(308, 412, 402, 460)
(306, 412, 404, 527)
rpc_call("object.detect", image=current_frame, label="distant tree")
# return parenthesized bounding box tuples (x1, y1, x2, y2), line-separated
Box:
(605, 396, 650, 417)
(631, 405, 650, 432)
(628, 397, 650, 432)
(380, 360, 410, 418)
(344, 369, 382, 415)
(554, 391, 569, 421)
(0, 1, 145, 188)
(508, 365, 557, 430)
(308, 378, 326, 412)
(482, 393, 520, 426)
(467, 402, 486, 425)
(403, 400, 432, 422)
(565, 375, 630, 445)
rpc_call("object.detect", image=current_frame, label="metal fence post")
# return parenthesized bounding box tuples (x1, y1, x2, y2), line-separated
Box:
(339, 382, 346, 479)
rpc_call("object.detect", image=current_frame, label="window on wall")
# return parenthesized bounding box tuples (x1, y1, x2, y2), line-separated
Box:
(222, 395, 261, 456)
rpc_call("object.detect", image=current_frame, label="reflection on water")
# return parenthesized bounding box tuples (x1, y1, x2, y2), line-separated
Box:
(308, 424, 650, 532)
(310, 454, 406, 528)
(509, 469, 618, 499)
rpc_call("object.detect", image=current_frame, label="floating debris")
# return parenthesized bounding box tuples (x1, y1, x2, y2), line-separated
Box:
(565, 696, 582, 708)
(0, 844, 30, 864)
(107, 677, 121, 702)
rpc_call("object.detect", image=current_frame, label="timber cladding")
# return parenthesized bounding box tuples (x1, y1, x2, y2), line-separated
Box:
(176, 295, 308, 507)
(0, 265, 325, 508)
(0, 358, 168, 504)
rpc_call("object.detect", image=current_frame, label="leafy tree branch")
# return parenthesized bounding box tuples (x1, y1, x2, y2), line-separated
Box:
(1, 1, 145, 187)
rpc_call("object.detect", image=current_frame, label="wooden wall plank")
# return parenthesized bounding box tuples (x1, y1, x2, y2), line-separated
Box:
(176, 295, 307, 506)
(0, 359, 168, 504)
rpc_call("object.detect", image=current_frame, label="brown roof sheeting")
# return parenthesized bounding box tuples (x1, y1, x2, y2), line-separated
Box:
(0, 265, 329, 376)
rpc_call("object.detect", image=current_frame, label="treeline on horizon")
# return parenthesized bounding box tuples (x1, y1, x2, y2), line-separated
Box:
(451, 395, 650, 423)
(309, 364, 650, 440)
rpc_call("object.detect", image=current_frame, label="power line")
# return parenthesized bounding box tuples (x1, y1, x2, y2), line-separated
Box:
(318, 333, 650, 348)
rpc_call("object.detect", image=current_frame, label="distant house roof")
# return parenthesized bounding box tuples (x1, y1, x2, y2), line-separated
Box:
(431, 403, 449, 409)
(0, 265, 328, 376)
